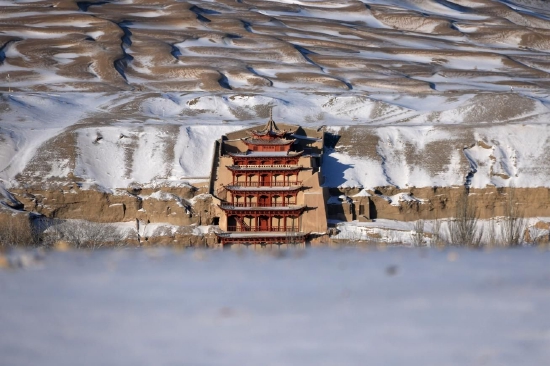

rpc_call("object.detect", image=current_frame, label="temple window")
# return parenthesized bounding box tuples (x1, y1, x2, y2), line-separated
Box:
(247, 195, 254, 205)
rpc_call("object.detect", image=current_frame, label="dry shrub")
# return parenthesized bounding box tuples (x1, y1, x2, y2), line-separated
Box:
(0, 214, 38, 249)
(481, 188, 526, 247)
(431, 218, 445, 248)
(499, 188, 526, 247)
(45, 219, 126, 250)
(412, 219, 425, 247)
(484, 219, 498, 247)
(447, 189, 482, 247)
(527, 226, 549, 246)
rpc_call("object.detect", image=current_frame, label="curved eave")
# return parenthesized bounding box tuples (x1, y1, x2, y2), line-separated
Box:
(216, 232, 308, 238)
(291, 134, 322, 142)
(218, 205, 305, 214)
(224, 186, 302, 193)
(251, 131, 287, 138)
(228, 151, 304, 158)
(243, 138, 296, 146)
(215, 232, 309, 245)
(216, 232, 308, 240)
(226, 166, 302, 172)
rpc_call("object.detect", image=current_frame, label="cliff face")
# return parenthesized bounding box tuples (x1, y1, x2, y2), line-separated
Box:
(2, 114, 550, 242)
(335, 186, 550, 222)
(7, 184, 549, 226)
(3, 180, 550, 248)
(9, 185, 217, 227)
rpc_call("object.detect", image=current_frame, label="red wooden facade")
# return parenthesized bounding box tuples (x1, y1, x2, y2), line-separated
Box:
(216, 233, 308, 246)
(229, 151, 303, 166)
(216, 118, 309, 247)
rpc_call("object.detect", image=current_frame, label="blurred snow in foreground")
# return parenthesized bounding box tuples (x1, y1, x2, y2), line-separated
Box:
(1, 248, 549, 366)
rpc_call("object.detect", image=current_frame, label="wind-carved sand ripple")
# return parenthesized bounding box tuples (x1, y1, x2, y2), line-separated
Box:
(1, 0, 550, 94)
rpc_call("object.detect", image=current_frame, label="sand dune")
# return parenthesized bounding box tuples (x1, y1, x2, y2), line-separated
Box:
(1, 0, 550, 93)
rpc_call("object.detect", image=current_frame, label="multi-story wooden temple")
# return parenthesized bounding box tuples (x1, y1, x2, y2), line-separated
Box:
(211, 115, 328, 249)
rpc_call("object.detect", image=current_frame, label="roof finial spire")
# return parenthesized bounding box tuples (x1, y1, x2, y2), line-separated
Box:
(266, 106, 275, 132)
(261, 106, 280, 134)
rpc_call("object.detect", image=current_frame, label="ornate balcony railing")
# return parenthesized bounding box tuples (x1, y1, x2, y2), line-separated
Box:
(227, 181, 302, 187)
(233, 164, 299, 168)
(226, 226, 300, 232)
(221, 202, 297, 208)
(227, 165, 302, 171)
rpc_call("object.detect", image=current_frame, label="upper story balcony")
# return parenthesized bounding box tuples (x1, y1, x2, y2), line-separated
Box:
(221, 202, 299, 208)
(227, 165, 302, 171)
(219, 203, 305, 211)
(225, 226, 302, 233)
(225, 181, 302, 189)
(229, 151, 303, 158)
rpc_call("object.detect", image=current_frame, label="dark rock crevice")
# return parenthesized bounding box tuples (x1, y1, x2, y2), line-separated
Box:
(113, 21, 134, 84)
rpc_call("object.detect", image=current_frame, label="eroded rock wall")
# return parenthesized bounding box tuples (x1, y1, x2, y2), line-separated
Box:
(333, 186, 550, 221)
(9, 184, 218, 226)
(9, 184, 550, 227)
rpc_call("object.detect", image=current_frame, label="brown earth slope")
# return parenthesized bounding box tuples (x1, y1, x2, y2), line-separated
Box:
(1, 0, 550, 93)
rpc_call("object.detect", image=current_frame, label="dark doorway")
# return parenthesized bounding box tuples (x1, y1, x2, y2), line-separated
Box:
(227, 216, 237, 231)
(259, 195, 270, 207)
(259, 216, 269, 231)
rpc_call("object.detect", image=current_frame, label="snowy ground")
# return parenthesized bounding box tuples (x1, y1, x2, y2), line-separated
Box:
(1, 247, 549, 366)
(332, 217, 550, 246)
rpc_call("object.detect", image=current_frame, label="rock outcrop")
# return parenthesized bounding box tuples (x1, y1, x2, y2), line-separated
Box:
(331, 186, 550, 222)
(10, 183, 219, 226)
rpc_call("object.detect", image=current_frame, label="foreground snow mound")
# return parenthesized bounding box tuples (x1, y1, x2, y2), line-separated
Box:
(1, 248, 549, 366)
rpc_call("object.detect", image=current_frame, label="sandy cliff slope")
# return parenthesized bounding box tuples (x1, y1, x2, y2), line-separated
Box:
(2, 0, 550, 191)
(1, 91, 550, 190)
